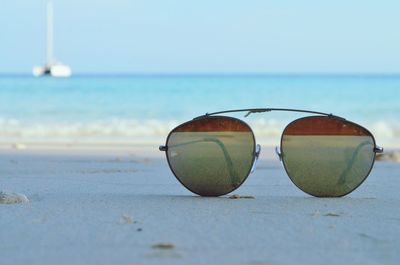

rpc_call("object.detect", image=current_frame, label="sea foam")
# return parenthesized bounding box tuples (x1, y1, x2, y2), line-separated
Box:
(0, 118, 399, 147)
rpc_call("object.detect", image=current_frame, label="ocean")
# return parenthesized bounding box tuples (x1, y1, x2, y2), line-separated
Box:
(0, 75, 399, 148)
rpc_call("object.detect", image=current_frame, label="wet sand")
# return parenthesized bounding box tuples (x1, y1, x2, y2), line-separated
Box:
(1, 146, 399, 265)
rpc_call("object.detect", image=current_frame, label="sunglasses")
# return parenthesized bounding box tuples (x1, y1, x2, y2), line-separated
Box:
(159, 108, 383, 197)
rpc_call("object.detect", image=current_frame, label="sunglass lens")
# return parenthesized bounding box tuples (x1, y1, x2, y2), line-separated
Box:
(166, 116, 255, 196)
(281, 116, 376, 197)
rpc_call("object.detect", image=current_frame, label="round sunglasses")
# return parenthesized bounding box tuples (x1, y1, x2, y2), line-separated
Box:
(159, 108, 383, 197)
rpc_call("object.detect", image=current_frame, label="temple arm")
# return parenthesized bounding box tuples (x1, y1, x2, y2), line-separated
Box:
(160, 137, 241, 187)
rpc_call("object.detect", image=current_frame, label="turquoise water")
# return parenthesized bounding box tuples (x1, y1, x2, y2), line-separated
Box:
(0, 75, 399, 147)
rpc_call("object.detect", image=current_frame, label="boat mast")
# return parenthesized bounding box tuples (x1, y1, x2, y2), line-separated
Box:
(46, 0, 54, 66)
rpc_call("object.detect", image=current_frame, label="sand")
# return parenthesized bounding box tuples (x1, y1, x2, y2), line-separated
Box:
(1, 145, 399, 265)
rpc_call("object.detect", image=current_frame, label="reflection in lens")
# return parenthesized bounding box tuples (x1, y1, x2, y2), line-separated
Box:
(166, 116, 255, 196)
(281, 116, 375, 197)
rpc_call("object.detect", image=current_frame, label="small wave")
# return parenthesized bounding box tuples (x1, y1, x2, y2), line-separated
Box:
(0, 118, 399, 147)
(0, 118, 179, 138)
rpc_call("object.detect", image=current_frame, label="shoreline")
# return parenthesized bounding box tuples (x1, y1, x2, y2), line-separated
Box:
(1, 142, 400, 162)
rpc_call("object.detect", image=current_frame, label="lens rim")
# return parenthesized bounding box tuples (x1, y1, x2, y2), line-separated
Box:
(280, 115, 378, 197)
(164, 115, 257, 196)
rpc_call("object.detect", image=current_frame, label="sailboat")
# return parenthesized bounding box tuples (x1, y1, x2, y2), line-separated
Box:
(33, 0, 71, 77)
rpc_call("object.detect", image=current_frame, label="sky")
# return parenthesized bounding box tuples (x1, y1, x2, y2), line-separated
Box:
(1, 0, 399, 74)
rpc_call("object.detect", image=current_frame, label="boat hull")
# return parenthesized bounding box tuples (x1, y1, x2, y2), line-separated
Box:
(33, 64, 72, 77)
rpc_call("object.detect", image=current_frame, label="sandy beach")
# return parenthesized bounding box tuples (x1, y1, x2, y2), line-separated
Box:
(1, 145, 399, 265)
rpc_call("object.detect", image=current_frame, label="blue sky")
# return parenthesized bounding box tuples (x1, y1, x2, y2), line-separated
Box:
(1, 0, 399, 74)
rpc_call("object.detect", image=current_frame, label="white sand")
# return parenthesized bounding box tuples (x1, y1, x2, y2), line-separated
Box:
(0, 145, 399, 265)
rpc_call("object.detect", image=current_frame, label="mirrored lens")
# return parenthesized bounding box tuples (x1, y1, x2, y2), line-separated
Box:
(166, 116, 255, 196)
(281, 116, 375, 197)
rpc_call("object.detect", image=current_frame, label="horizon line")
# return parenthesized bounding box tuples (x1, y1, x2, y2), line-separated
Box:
(1, 72, 400, 78)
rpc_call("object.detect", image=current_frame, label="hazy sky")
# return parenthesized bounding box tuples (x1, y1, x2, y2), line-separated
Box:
(1, 0, 399, 74)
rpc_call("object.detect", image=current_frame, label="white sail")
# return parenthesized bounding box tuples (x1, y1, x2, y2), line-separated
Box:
(46, 0, 54, 66)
